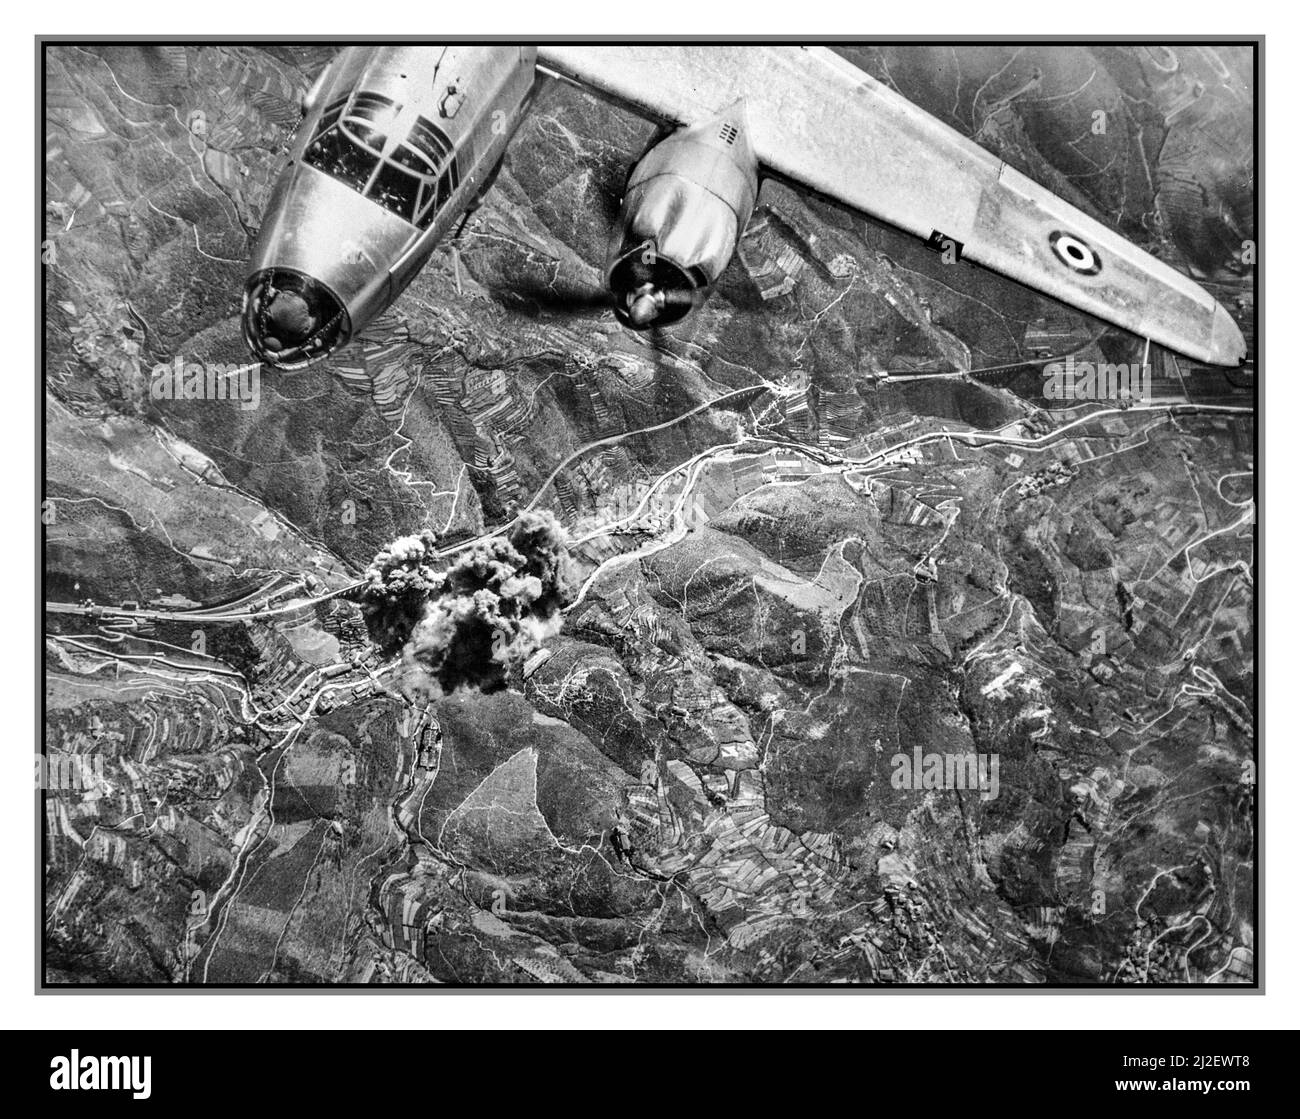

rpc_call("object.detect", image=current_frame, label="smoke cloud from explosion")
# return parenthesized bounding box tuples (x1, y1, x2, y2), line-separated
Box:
(361, 512, 577, 695)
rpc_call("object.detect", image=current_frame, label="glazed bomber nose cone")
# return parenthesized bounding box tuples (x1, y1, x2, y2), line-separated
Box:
(242, 270, 350, 369)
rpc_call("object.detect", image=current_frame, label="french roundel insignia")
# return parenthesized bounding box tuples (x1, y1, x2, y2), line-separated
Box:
(1050, 231, 1103, 275)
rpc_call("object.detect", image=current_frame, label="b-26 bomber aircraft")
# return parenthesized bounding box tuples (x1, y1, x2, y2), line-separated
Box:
(242, 45, 1248, 372)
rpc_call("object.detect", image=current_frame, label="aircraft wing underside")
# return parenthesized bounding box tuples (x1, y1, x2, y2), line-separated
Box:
(536, 45, 1246, 366)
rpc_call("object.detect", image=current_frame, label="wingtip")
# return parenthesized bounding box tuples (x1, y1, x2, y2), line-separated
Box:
(1209, 302, 1248, 368)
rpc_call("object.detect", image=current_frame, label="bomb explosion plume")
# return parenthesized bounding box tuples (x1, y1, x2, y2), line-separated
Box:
(359, 529, 443, 655)
(360, 512, 577, 694)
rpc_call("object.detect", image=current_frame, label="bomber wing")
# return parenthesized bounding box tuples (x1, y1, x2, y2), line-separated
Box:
(537, 45, 1246, 366)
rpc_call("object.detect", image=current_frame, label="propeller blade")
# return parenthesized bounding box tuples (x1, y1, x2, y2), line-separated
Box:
(488, 280, 612, 317)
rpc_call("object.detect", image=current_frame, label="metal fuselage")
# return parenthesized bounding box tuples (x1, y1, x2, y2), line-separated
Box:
(244, 45, 760, 368)
(243, 46, 537, 368)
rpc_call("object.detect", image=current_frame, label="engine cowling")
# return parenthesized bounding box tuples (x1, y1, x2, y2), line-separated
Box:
(607, 101, 758, 330)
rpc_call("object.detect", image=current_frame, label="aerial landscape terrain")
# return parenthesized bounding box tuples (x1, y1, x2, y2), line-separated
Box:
(42, 42, 1255, 985)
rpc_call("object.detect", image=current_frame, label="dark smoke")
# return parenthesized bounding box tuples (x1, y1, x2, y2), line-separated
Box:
(360, 512, 577, 695)
(359, 529, 442, 656)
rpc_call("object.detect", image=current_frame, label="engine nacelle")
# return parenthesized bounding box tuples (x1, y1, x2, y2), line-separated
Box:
(607, 101, 758, 330)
